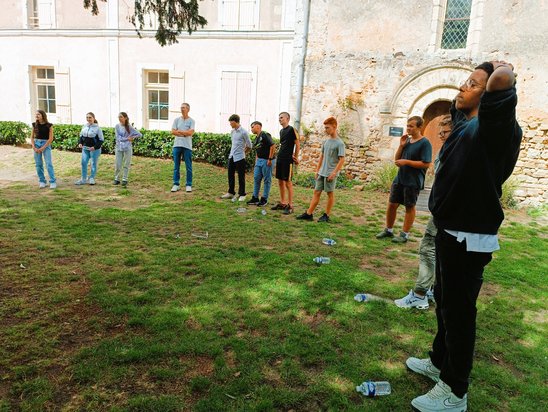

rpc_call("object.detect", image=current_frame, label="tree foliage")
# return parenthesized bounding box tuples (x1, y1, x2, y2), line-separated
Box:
(83, 0, 208, 47)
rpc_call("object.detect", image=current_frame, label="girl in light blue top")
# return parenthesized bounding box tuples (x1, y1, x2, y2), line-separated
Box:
(113, 112, 142, 187)
(76, 112, 104, 185)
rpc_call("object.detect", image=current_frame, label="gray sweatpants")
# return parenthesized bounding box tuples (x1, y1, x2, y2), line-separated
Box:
(114, 147, 132, 182)
(414, 216, 437, 294)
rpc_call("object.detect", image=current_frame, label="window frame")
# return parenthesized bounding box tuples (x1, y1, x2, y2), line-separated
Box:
(219, 0, 261, 30)
(439, 0, 473, 50)
(144, 70, 170, 130)
(32, 66, 56, 116)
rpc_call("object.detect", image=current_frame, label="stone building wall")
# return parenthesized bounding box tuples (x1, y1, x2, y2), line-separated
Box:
(293, 0, 548, 205)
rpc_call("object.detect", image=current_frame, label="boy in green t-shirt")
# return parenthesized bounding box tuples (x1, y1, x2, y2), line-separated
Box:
(296, 117, 345, 223)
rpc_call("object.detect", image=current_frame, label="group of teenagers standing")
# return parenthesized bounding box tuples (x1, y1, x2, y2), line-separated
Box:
(171, 104, 346, 223)
(30, 110, 142, 188)
(29, 60, 521, 412)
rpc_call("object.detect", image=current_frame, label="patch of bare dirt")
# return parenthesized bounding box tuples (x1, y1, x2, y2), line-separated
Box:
(0, 145, 36, 186)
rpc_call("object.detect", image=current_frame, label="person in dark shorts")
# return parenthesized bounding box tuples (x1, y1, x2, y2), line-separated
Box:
(376, 116, 432, 243)
(296, 116, 345, 223)
(247, 121, 276, 207)
(271, 112, 300, 214)
(406, 62, 522, 412)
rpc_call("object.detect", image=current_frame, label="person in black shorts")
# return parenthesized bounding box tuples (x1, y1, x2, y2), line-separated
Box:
(376, 116, 432, 243)
(271, 112, 300, 215)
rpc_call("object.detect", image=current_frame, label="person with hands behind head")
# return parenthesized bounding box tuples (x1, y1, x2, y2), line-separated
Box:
(75, 112, 104, 186)
(407, 61, 522, 412)
(31, 109, 57, 189)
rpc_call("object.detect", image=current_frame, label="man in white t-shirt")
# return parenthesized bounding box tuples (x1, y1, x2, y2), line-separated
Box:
(171, 103, 195, 192)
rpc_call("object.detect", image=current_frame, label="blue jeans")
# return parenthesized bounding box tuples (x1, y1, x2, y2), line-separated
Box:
(253, 158, 275, 199)
(33, 139, 56, 183)
(173, 147, 192, 186)
(81, 147, 101, 180)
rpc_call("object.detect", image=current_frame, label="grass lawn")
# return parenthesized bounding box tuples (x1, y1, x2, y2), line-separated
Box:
(0, 147, 546, 411)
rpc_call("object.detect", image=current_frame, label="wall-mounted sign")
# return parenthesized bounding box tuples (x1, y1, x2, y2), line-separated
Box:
(389, 127, 404, 137)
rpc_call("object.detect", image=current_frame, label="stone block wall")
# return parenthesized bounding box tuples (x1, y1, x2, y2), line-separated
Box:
(513, 121, 548, 206)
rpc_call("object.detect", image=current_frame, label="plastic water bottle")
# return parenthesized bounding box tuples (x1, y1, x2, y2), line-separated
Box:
(354, 293, 392, 303)
(236, 207, 247, 213)
(261, 209, 267, 216)
(313, 257, 331, 264)
(322, 238, 336, 246)
(354, 293, 368, 302)
(356, 381, 391, 397)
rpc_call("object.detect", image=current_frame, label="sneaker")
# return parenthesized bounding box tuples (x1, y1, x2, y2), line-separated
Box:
(318, 213, 330, 223)
(375, 229, 394, 239)
(426, 288, 436, 303)
(271, 202, 286, 210)
(411, 381, 467, 412)
(296, 212, 314, 221)
(89, 178, 96, 185)
(282, 205, 294, 215)
(39, 182, 47, 189)
(238, 195, 246, 202)
(171, 185, 180, 192)
(49, 182, 57, 189)
(220, 192, 233, 199)
(257, 197, 268, 207)
(75, 179, 86, 185)
(406, 357, 441, 382)
(395, 290, 429, 310)
(392, 231, 409, 243)
(185, 186, 192, 192)
(122, 181, 128, 188)
(113, 180, 120, 185)
(247, 196, 260, 205)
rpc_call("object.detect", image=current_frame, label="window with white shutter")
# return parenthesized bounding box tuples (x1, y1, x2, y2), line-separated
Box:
(219, 0, 259, 30)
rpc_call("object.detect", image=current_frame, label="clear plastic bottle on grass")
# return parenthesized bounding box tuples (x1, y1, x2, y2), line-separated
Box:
(356, 381, 391, 397)
(313, 256, 331, 264)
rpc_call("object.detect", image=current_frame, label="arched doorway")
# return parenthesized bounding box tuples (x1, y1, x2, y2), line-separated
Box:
(422, 100, 452, 158)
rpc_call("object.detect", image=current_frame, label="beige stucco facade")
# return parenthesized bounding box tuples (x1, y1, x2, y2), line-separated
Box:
(294, 0, 548, 205)
(0, 0, 296, 134)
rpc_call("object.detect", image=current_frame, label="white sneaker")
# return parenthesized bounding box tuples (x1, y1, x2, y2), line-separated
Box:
(49, 182, 57, 189)
(411, 381, 467, 412)
(89, 178, 96, 185)
(75, 179, 86, 185)
(39, 182, 47, 189)
(238, 195, 246, 202)
(426, 288, 436, 303)
(171, 185, 180, 192)
(220, 193, 233, 199)
(395, 290, 429, 309)
(406, 357, 441, 382)
(185, 185, 192, 192)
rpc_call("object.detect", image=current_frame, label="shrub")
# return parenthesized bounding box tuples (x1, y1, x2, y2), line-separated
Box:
(48, 124, 259, 170)
(500, 177, 519, 209)
(368, 162, 398, 192)
(0, 121, 31, 145)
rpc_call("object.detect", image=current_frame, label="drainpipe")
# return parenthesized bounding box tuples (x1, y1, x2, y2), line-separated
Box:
(294, 0, 311, 133)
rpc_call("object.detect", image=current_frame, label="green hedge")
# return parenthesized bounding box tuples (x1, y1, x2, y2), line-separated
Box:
(0, 121, 282, 172)
(0, 121, 31, 145)
(48, 124, 258, 170)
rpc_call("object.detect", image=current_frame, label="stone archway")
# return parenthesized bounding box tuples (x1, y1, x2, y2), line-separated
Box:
(384, 63, 472, 117)
(423, 100, 452, 158)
